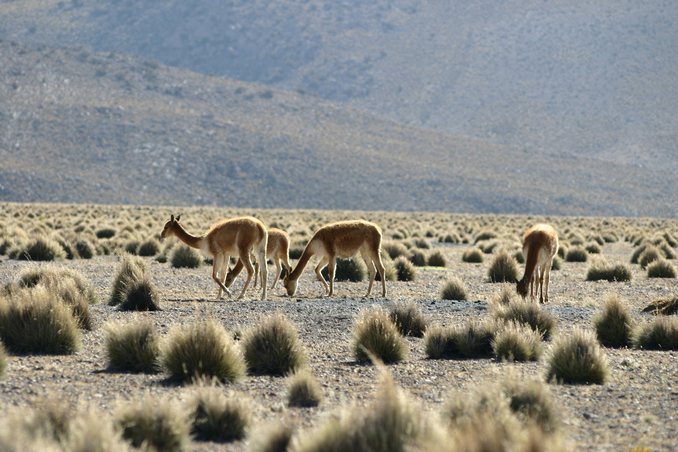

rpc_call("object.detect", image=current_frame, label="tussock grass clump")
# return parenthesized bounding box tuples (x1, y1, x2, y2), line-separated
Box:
(0, 287, 80, 355)
(493, 299, 556, 340)
(137, 238, 161, 257)
(551, 256, 562, 271)
(2, 400, 73, 445)
(424, 322, 496, 359)
(659, 242, 676, 259)
(0, 341, 6, 377)
(116, 396, 190, 451)
(249, 422, 294, 452)
(105, 319, 160, 373)
(427, 251, 447, 267)
(633, 317, 678, 350)
(474, 230, 497, 243)
(187, 385, 251, 443)
(440, 277, 468, 301)
(500, 378, 560, 433)
(95, 227, 116, 239)
(287, 369, 323, 407)
(493, 283, 518, 305)
(109, 255, 147, 306)
(492, 322, 543, 362)
(638, 246, 660, 269)
(586, 259, 632, 282)
(124, 240, 140, 255)
(119, 276, 161, 311)
(18, 265, 97, 304)
(647, 259, 676, 278)
(321, 258, 367, 282)
(389, 301, 427, 337)
(408, 249, 427, 266)
(487, 250, 519, 283)
(565, 246, 588, 262)
(74, 239, 95, 259)
(353, 306, 408, 364)
(170, 244, 202, 268)
(585, 242, 601, 254)
(242, 314, 306, 376)
(413, 238, 431, 249)
(393, 256, 416, 282)
(461, 247, 483, 263)
(64, 407, 129, 452)
(162, 319, 245, 383)
(294, 371, 430, 452)
(424, 325, 458, 359)
(382, 242, 408, 259)
(14, 237, 66, 261)
(593, 294, 633, 347)
(546, 329, 608, 384)
(642, 296, 678, 315)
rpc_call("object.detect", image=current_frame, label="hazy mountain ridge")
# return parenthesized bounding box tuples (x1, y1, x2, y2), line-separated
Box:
(1, 0, 676, 170)
(0, 41, 674, 216)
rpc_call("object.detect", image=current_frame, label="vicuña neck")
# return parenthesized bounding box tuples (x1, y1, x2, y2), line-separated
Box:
(173, 223, 203, 249)
(289, 243, 315, 280)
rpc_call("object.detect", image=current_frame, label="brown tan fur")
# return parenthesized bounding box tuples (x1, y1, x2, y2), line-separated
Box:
(160, 214, 268, 300)
(516, 223, 559, 303)
(224, 228, 292, 290)
(283, 220, 387, 298)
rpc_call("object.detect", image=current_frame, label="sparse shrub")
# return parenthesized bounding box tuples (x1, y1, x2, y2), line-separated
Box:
(642, 296, 678, 315)
(374, 258, 397, 282)
(250, 422, 294, 452)
(0, 341, 6, 377)
(462, 247, 483, 263)
(413, 238, 430, 249)
(4, 399, 73, 444)
(14, 237, 65, 261)
(585, 243, 601, 254)
(287, 369, 323, 407)
(565, 247, 588, 262)
(659, 243, 676, 259)
(187, 385, 251, 443)
(663, 232, 678, 248)
(0, 286, 80, 354)
(546, 329, 608, 384)
(427, 250, 447, 267)
(424, 325, 458, 359)
(487, 250, 519, 283)
(442, 232, 461, 243)
(513, 250, 525, 264)
(440, 277, 468, 301)
(408, 249, 427, 266)
(500, 378, 560, 433)
(424, 322, 496, 359)
(383, 242, 409, 259)
(124, 240, 140, 255)
(593, 294, 633, 347)
(638, 246, 660, 269)
(116, 397, 190, 451)
(96, 227, 116, 239)
(393, 256, 416, 281)
(294, 372, 428, 452)
(492, 322, 543, 362)
(109, 255, 146, 306)
(321, 258, 366, 282)
(493, 299, 556, 340)
(633, 317, 678, 350)
(353, 306, 408, 364)
(137, 238, 161, 257)
(474, 230, 497, 243)
(64, 406, 129, 452)
(105, 319, 160, 373)
(630, 243, 649, 264)
(242, 314, 306, 376)
(551, 256, 562, 270)
(74, 239, 95, 259)
(557, 245, 567, 259)
(389, 301, 427, 337)
(119, 276, 161, 311)
(161, 319, 245, 383)
(18, 265, 97, 305)
(170, 244, 202, 268)
(493, 284, 518, 305)
(586, 260, 632, 282)
(647, 259, 676, 278)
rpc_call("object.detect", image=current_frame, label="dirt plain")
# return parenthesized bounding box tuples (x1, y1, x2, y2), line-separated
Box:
(0, 205, 676, 451)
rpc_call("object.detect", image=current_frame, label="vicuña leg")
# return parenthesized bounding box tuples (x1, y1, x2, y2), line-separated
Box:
(271, 259, 282, 289)
(314, 256, 330, 295)
(257, 245, 268, 300)
(237, 251, 255, 300)
(213, 254, 231, 299)
(327, 257, 337, 297)
(361, 249, 376, 297)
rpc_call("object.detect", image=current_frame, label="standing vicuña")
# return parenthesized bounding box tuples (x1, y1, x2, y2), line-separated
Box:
(516, 223, 559, 303)
(224, 227, 292, 290)
(160, 215, 268, 300)
(283, 220, 387, 298)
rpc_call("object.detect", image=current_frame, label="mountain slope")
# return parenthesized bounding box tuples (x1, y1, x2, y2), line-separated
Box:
(1, 0, 676, 170)
(0, 41, 674, 216)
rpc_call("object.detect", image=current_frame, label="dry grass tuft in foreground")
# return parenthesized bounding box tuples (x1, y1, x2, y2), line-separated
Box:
(389, 301, 427, 337)
(586, 259, 632, 282)
(13, 236, 66, 261)
(593, 293, 633, 348)
(187, 384, 251, 443)
(546, 329, 608, 384)
(105, 318, 160, 373)
(492, 322, 543, 362)
(161, 318, 245, 383)
(424, 321, 497, 359)
(633, 316, 678, 351)
(353, 306, 408, 364)
(109, 255, 147, 306)
(492, 299, 556, 340)
(249, 422, 295, 452)
(119, 276, 161, 311)
(646, 259, 676, 278)
(287, 369, 323, 408)
(115, 395, 190, 451)
(440, 277, 468, 301)
(487, 250, 519, 283)
(242, 314, 306, 376)
(170, 244, 203, 269)
(393, 256, 416, 281)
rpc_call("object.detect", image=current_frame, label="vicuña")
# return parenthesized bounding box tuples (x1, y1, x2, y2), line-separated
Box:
(283, 220, 387, 298)
(225, 227, 292, 290)
(160, 214, 268, 300)
(516, 223, 559, 303)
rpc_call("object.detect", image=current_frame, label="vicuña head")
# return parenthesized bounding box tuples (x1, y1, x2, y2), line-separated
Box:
(160, 214, 181, 241)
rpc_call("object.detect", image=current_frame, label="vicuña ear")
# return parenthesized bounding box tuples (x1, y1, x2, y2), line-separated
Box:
(176, 215, 181, 222)
(170, 214, 174, 222)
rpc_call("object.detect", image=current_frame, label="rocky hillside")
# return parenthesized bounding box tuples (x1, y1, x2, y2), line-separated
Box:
(0, 41, 673, 216)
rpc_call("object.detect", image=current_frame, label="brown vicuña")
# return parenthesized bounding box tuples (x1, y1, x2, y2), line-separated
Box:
(160, 214, 268, 300)
(283, 220, 387, 298)
(224, 227, 292, 290)
(516, 223, 559, 303)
